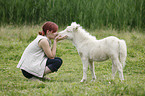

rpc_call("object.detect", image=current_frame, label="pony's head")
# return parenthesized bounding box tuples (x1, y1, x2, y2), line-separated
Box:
(59, 22, 80, 40)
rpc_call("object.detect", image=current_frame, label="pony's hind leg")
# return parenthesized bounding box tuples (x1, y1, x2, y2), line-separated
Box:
(112, 61, 117, 79)
(112, 58, 124, 81)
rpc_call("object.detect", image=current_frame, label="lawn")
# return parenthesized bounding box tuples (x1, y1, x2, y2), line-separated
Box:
(0, 25, 145, 96)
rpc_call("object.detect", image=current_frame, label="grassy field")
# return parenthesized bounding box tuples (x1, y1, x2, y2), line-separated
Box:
(0, 25, 145, 96)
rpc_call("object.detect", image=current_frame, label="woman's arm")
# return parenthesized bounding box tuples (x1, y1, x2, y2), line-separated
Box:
(38, 39, 56, 59)
(51, 40, 57, 58)
(38, 35, 67, 59)
(50, 35, 66, 57)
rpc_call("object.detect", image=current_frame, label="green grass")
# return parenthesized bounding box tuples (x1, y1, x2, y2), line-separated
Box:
(0, 25, 145, 96)
(0, 0, 145, 30)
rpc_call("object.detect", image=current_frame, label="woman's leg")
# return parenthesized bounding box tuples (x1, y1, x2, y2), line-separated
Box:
(44, 66, 52, 75)
(46, 57, 63, 73)
(43, 57, 63, 80)
(21, 69, 34, 79)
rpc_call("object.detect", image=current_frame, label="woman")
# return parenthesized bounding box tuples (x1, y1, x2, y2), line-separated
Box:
(17, 21, 67, 80)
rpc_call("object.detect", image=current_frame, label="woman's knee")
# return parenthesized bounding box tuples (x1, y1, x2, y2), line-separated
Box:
(54, 59, 62, 68)
(55, 57, 63, 64)
(48, 60, 62, 72)
(46, 57, 63, 72)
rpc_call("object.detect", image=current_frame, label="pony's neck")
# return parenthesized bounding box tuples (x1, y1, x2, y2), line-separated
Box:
(72, 27, 96, 47)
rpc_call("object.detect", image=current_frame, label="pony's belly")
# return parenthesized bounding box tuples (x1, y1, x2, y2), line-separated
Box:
(93, 57, 109, 62)
(90, 54, 109, 62)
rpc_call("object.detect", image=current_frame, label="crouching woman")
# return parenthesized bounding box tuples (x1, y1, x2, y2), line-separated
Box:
(17, 21, 66, 80)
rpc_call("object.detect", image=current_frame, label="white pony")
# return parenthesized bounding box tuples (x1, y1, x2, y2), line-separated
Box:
(59, 22, 127, 82)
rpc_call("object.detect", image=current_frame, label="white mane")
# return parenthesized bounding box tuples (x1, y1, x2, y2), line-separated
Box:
(71, 22, 96, 41)
(77, 26, 96, 40)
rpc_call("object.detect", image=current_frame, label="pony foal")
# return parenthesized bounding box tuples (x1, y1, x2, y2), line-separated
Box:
(59, 22, 127, 82)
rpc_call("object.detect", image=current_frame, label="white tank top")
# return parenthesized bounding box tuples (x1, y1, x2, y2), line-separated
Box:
(17, 35, 51, 78)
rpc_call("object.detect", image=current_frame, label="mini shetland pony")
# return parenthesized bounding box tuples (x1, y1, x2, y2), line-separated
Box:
(59, 22, 127, 82)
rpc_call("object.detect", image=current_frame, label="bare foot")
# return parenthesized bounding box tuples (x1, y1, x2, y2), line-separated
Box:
(43, 77, 51, 80)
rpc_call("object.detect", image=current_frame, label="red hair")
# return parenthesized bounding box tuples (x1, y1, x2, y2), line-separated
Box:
(39, 21, 58, 35)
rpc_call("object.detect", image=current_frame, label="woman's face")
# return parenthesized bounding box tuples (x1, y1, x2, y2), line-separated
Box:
(46, 31, 58, 39)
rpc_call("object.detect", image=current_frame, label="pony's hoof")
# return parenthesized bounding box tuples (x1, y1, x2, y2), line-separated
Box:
(80, 79, 86, 82)
(91, 79, 96, 82)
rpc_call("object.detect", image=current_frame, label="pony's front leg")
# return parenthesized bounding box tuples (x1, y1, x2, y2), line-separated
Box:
(80, 57, 89, 82)
(89, 60, 96, 81)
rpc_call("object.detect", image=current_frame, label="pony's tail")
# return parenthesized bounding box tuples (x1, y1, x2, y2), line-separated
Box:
(119, 40, 127, 68)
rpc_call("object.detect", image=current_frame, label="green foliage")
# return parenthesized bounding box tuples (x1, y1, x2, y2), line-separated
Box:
(0, 0, 145, 30)
(0, 26, 145, 95)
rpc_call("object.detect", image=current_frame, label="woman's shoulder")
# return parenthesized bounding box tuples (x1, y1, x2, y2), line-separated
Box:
(37, 35, 50, 42)
(37, 35, 51, 46)
(37, 35, 47, 39)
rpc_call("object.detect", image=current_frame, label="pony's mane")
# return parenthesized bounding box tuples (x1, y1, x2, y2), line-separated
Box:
(77, 26, 96, 40)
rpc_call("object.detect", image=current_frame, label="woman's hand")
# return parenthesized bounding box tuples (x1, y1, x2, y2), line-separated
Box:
(54, 34, 67, 42)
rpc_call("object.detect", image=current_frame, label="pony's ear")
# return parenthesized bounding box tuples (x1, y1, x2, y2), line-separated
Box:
(76, 25, 80, 30)
(73, 25, 80, 31)
(73, 25, 79, 31)
(71, 22, 80, 31)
